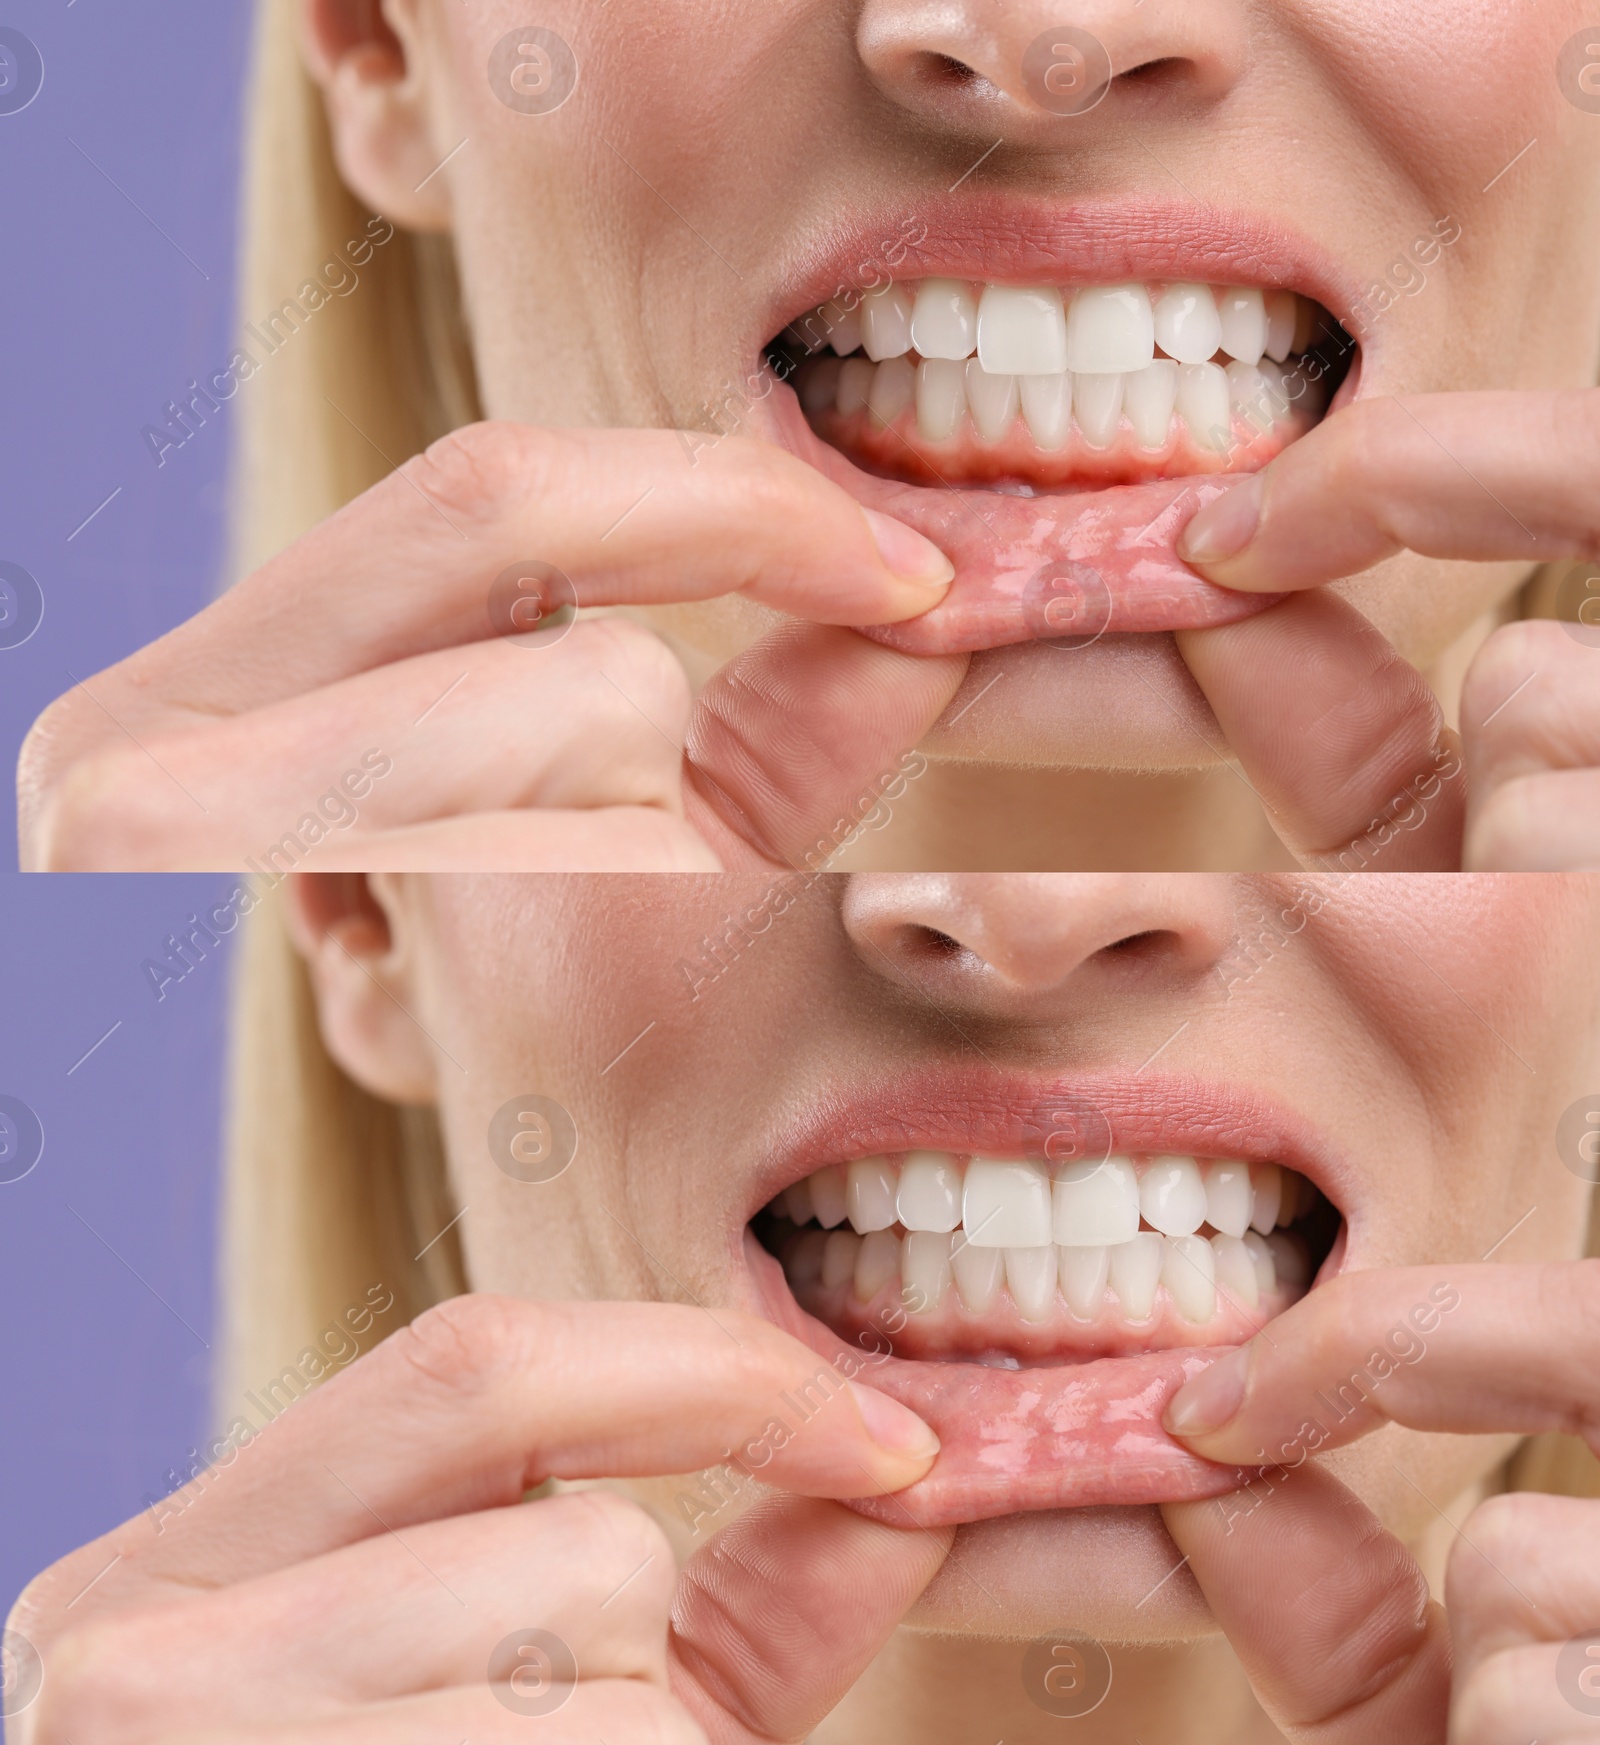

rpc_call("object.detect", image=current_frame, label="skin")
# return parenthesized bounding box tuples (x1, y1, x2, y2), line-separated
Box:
(14, 873, 1597, 1744)
(16, 0, 1600, 869)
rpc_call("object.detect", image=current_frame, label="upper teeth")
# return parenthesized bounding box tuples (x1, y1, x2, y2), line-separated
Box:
(798, 1151, 1293, 1241)
(809, 280, 1318, 374)
(774, 1152, 1317, 1326)
(796, 279, 1333, 455)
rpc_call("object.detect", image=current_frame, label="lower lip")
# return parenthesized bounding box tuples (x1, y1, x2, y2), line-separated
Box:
(760, 393, 1282, 651)
(749, 1239, 1256, 1528)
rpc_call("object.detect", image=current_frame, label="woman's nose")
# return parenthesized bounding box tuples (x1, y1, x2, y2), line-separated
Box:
(854, 0, 1247, 136)
(840, 873, 1237, 1017)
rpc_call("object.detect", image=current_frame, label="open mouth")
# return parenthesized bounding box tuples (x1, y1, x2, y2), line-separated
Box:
(749, 209, 1362, 652)
(739, 1077, 1347, 1527)
(771, 279, 1348, 492)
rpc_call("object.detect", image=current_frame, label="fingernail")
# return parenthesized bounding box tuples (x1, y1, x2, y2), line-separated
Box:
(847, 1381, 941, 1461)
(1163, 1344, 1250, 1438)
(862, 508, 955, 590)
(1177, 474, 1265, 567)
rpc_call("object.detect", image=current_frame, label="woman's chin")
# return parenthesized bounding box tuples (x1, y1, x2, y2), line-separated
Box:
(922, 634, 1229, 771)
(903, 1506, 1219, 1642)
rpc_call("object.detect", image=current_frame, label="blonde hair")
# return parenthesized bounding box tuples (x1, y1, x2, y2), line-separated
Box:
(217, 0, 1599, 1504)
(227, 0, 478, 582)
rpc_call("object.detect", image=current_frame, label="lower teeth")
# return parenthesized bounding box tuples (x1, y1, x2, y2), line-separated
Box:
(789, 1221, 1308, 1326)
(796, 349, 1328, 455)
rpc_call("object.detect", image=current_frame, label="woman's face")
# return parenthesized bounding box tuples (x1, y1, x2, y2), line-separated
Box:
(357, 873, 1600, 1642)
(385, 0, 1600, 768)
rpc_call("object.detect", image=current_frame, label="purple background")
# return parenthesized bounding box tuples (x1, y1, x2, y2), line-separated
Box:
(0, 875, 236, 1622)
(2, 0, 249, 1620)
(2, 0, 251, 869)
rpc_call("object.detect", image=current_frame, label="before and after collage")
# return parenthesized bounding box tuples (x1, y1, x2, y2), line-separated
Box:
(4, 4, 1600, 1742)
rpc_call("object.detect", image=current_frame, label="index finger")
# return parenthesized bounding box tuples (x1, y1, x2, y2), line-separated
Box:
(1175, 391, 1600, 591)
(1160, 1262, 1600, 1466)
(141, 423, 954, 717)
(101, 1297, 939, 1592)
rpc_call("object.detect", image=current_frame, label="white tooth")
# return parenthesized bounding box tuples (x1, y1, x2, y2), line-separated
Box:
(1162, 1234, 1217, 1323)
(1175, 361, 1233, 453)
(1108, 1232, 1164, 1320)
(1065, 282, 1155, 374)
(809, 1165, 848, 1229)
(860, 284, 915, 361)
(820, 1228, 861, 1290)
(846, 1156, 898, 1233)
(1139, 1156, 1206, 1237)
(1256, 360, 1292, 425)
(896, 1150, 962, 1233)
(782, 1178, 815, 1225)
(901, 1230, 953, 1314)
(1005, 1244, 1058, 1322)
(1277, 1169, 1302, 1225)
(1202, 1160, 1253, 1239)
(1053, 1157, 1139, 1246)
(799, 358, 843, 415)
(1123, 359, 1178, 448)
(963, 1158, 1052, 1247)
(855, 1228, 902, 1301)
(825, 300, 863, 357)
(787, 1229, 827, 1284)
(915, 358, 967, 444)
(1242, 1229, 1276, 1296)
(1217, 286, 1267, 365)
(951, 1232, 1005, 1312)
(1072, 372, 1124, 448)
(1266, 1230, 1311, 1291)
(1210, 1232, 1260, 1313)
(977, 284, 1069, 375)
(1059, 1243, 1110, 1319)
(1020, 372, 1072, 450)
(1226, 360, 1274, 433)
(868, 357, 916, 427)
(836, 358, 875, 418)
(1264, 289, 1296, 364)
(1152, 282, 1222, 366)
(911, 277, 978, 360)
(1249, 1163, 1282, 1235)
(963, 360, 1019, 442)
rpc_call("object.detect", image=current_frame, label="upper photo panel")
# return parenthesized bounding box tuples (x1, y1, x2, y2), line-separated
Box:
(10, 2, 1600, 871)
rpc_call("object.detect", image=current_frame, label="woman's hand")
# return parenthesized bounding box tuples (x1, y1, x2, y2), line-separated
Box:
(5, 1295, 946, 1743)
(18, 422, 964, 871)
(1174, 392, 1600, 871)
(1159, 1261, 1600, 1743)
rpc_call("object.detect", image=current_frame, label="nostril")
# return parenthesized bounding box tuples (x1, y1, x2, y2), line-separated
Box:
(1103, 929, 1169, 957)
(927, 52, 980, 84)
(1117, 55, 1189, 90)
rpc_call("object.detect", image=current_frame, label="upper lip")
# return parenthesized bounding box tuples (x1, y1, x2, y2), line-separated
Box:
(761, 193, 1364, 359)
(741, 1067, 1351, 1227)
